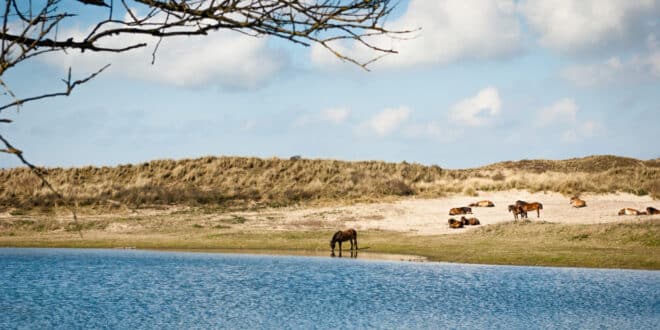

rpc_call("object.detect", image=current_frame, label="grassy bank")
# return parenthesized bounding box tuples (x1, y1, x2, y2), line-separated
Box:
(1, 155, 658, 211)
(1, 220, 658, 270)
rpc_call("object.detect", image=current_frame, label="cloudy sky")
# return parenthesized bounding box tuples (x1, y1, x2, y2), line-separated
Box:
(1, 0, 659, 169)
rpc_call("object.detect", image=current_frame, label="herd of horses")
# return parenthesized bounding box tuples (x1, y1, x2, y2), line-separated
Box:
(619, 206, 660, 215)
(330, 198, 659, 255)
(447, 197, 658, 229)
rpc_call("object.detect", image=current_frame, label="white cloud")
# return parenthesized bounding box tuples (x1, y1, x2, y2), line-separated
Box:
(535, 99, 604, 143)
(402, 121, 461, 143)
(537, 99, 578, 126)
(311, 0, 521, 69)
(448, 87, 502, 127)
(561, 42, 660, 87)
(293, 107, 351, 127)
(358, 106, 411, 136)
(42, 25, 285, 89)
(319, 107, 350, 124)
(519, 0, 660, 53)
(581, 120, 601, 137)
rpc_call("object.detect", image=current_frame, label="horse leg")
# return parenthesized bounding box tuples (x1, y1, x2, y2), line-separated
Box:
(354, 236, 358, 250)
(338, 241, 342, 257)
(537, 209, 540, 218)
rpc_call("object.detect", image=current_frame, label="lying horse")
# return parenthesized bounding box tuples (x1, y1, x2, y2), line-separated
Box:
(449, 207, 472, 215)
(520, 202, 543, 218)
(330, 229, 358, 255)
(508, 204, 527, 220)
(570, 196, 587, 208)
(469, 200, 494, 207)
(647, 207, 660, 215)
(448, 218, 464, 229)
(618, 208, 641, 215)
(460, 216, 480, 226)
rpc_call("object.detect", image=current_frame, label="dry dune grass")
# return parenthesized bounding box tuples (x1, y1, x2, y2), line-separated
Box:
(0, 155, 658, 211)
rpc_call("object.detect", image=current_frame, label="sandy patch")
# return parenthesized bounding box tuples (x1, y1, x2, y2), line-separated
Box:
(240, 191, 659, 235)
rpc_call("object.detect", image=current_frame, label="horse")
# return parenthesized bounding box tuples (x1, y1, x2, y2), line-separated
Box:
(570, 196, 587, 208)
(460, 216, 480, 225)
(330, 229, 358, 256)
(449, 207, 472, 215)
(618, 208, 641, 215)
(448, 218, 464, 228)
(469, 200, 494, 207)
(520, 202, 543, 218)
(508, 204, 527, 220)
(647, 207, 660, 215)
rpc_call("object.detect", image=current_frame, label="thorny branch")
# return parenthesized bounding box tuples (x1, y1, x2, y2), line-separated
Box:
(0, 0, 408, 235)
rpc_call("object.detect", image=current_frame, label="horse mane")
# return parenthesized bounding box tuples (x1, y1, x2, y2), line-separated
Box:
(331, 231, 342, 242)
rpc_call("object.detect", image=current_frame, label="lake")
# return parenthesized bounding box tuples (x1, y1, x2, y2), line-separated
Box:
(1, 248, 658, 329)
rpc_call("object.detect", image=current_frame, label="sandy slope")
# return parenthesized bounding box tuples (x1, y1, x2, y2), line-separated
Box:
(241, 190, 659, 235)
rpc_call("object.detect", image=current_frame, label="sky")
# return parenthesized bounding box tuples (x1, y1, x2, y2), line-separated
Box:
(1, 0, 659, 169)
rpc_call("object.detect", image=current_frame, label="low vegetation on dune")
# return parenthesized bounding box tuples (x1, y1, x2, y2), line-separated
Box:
(0, 155, 658, 212)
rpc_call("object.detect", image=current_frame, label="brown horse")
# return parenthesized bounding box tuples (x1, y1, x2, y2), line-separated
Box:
(449, 207, 473, 215)
(618, 208, 641, 215)
(460, 216, 480, 225)
(448, 218, 464, 228)
(647, 207, 660, 215)
(469, 200, 495, 207)
(508, 204, 527, 220)
(520, 202, 543, 218)
(330, 229, 358, 255)
(570, 197, 587, 208)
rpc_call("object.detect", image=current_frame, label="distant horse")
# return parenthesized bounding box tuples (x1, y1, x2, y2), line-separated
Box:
(449, 207, 473, 215)
(460, 216, 480, 226)
(570, 197, 587, 208)
(508, 204, 527, 220)
(618, 208, 641, 216)
(647, 207, 660, 215)
(448, 218, 464, 229)
(520, 202, 543, 218)
(469, 200, 495, 207)
(330, 229, 358, 256)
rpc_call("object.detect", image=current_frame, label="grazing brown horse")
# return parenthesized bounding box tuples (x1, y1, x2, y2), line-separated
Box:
(520, 202, 543, 218)
(469, 200, 495, 207)
(460, 216, 480, 226)
(330, 229, 358, 255)
(448, 218, 464, 229)
(618, 208, 641, 215)
(647, 207, 660, 215)
(508, 204, 527, 220)
(449, 207, 473, 215)
(570, 197, 587, 208)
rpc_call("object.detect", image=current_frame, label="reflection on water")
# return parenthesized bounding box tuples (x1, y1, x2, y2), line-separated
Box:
(1, 248, 658, 329)
(331, 249, 359, 258)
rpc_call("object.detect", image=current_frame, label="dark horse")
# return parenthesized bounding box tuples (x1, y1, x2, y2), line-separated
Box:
(330, 229, 358, 256)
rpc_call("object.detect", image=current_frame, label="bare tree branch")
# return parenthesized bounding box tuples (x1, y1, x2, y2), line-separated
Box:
(0, 0, 409, 237)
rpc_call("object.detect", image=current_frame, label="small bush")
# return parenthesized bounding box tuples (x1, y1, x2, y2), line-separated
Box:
(492, 172, 506, 181)
(463, 187, 478, 197)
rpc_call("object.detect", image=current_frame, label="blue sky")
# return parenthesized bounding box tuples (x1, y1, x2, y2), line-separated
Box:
(1, 0, 659, 169)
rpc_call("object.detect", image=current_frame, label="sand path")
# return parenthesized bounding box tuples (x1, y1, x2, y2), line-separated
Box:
(242, 191, 659, 235)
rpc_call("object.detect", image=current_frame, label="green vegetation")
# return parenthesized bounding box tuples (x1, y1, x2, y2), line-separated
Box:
(1, 155, 658, 212)
(0, 220, 658, 270)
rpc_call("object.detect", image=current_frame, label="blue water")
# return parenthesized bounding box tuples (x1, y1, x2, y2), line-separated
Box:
(0, 248, 658, 329)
